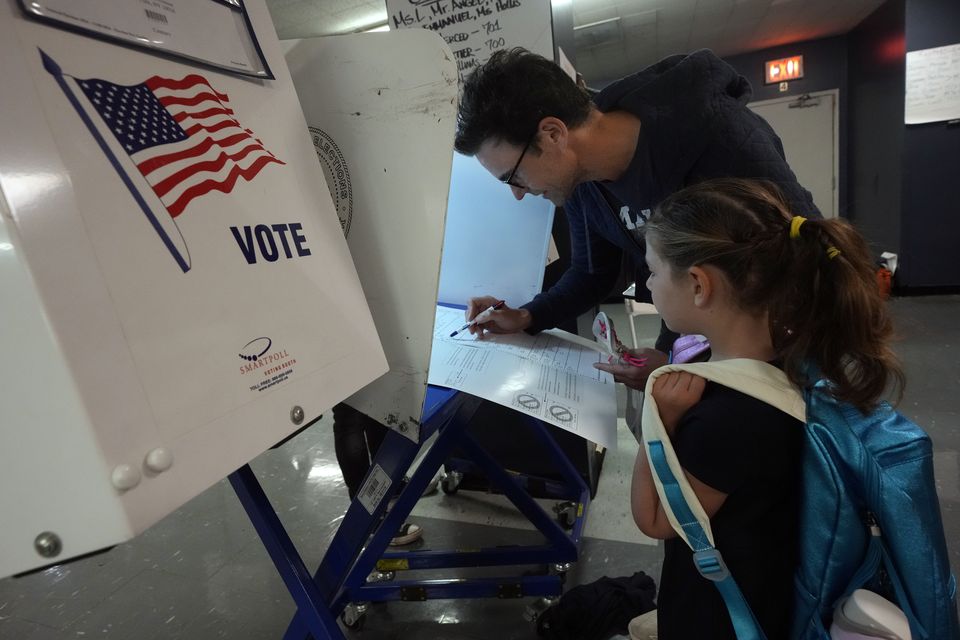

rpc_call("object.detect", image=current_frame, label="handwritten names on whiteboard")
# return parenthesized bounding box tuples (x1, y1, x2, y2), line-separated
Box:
(906, 43, 960, 125)
(386, 0, 553, 83)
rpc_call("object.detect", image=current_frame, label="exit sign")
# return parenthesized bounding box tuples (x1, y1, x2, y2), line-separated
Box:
(765, 56, 804, 84)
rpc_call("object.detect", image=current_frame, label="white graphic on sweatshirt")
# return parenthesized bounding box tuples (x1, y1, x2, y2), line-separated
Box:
(619, 206, 651, 231)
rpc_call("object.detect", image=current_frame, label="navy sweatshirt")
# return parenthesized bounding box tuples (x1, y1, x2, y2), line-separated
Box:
(520, 49, 820, 342)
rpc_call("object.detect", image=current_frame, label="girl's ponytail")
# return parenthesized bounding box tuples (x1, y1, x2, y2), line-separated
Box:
(771, 215, 904, 412)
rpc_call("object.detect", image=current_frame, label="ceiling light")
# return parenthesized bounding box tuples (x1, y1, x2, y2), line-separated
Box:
(574, 17, 622, 49)
(339, 10, 388, 34)
(574, 17, 622, 31)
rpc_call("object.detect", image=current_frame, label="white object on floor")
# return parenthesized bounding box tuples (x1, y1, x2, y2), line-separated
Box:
(628, 610, 658, 640)
(880, 251, 899, 275)
(389, 523, 423, 546)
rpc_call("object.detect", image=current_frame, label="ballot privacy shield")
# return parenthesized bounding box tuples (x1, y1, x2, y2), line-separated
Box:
(0, 0, 386, 577)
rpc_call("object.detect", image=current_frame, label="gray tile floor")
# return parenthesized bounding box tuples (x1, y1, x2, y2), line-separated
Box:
(1, 297, 958, 639)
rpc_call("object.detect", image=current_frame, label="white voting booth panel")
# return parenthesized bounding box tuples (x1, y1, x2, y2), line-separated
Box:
(0, 0, 387, 578)
(439, 153, 554, 308)
(284, 31, 458, 443)
(384, 0, 556, 309)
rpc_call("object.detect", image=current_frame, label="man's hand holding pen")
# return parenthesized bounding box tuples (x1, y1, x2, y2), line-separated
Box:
(464, 296, 533, 336)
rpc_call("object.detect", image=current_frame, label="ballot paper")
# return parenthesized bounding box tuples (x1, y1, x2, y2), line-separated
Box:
(428, 306, 618, 449)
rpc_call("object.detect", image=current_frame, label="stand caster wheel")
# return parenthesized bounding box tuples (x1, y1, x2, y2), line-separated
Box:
(440, 471, 463, 495)
(341, 602, 367, 630)
(554, 501, 577, 529)
(523, 596, 558, 623)
(552, 562, 573, 586)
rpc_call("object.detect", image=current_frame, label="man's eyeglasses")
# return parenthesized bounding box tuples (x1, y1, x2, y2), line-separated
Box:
(502, 132, 536, 189)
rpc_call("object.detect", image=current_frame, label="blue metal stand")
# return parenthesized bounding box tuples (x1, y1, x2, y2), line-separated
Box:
(229, 386, 591, 639)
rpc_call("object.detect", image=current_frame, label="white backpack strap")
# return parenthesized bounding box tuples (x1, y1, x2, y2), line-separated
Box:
(641, 359, 805, 640)
(641, 358, 805, 549)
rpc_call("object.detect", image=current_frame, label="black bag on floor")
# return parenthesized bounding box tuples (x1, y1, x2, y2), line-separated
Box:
(536, 572, 657, 640)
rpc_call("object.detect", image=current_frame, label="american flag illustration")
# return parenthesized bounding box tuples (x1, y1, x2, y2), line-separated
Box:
(41, 50, 284, 272)
(75, 73, 284, 217)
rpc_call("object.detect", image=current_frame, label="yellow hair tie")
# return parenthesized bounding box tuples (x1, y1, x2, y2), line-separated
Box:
(789, 216, 807, 238)
(827, 246, 841, 260)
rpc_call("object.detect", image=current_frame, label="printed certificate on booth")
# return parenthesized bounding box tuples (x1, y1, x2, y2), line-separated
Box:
(20, 0, 272, 78)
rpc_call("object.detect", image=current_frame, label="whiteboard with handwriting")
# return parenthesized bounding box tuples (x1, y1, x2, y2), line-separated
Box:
(386, 0, 554, 83)
(906, 43, 960, 125)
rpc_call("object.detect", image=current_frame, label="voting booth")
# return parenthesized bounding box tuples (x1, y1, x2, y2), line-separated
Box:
(217, 26, 597, 636)
(283, 27, 573, 449)
(377, 0, 609, 497)
(284, 31, 459, 444)
(0, 0, 388, 578)
(384, 0, 558, 312)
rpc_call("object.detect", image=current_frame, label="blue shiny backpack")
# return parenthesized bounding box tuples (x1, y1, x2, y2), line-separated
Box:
(642, 360, 959, 640)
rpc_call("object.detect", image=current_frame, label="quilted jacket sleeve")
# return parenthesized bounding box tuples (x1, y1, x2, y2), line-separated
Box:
(520, 193, 623, 334)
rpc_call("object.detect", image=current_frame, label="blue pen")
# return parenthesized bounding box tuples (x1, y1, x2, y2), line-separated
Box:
(450, 300, 505, 337)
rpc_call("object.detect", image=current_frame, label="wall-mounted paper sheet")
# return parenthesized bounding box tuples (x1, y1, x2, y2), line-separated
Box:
(906, 43, 960, 125)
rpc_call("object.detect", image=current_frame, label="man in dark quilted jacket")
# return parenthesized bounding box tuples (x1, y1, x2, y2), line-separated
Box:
(454, 48, 820, 388)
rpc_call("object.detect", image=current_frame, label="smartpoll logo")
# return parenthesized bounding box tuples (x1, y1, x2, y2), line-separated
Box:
(238, 337, 298, 392)
(238, 337, 272, 362)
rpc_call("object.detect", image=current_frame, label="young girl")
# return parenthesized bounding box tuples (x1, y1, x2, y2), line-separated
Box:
(629, 178, 903, 639)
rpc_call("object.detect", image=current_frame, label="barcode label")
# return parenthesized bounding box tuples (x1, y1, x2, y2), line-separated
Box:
(145, 9, 168, 24)
(357, 464, 391, 515)
(362, 478, 381, 500)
